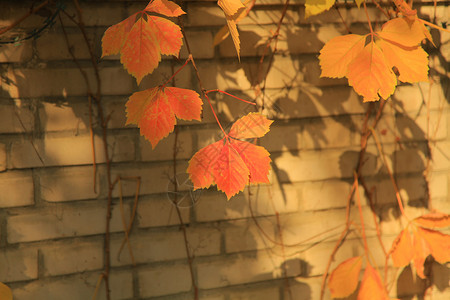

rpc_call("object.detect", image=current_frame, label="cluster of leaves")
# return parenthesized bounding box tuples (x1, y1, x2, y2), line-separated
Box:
(102, 0, 273, 199)
(101, 0, 450, 298)
(318, 2, 432, 101)
(328, 213, 450, 298)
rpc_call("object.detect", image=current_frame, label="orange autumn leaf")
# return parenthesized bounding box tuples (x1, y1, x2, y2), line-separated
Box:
(347, 41, 397, 102)
(187, 113, 272, 199)
(144, 0, 185, 16)
(377, 39, 428, 83)
(0, 282, 12, 300)
(414, 212, 450, 228)
(328, 256, 363, 298)
(126, 86, 202, 148)
(319, 34, 366, 78)
(217, 0, 245, 59)
(389, 227, 414, 268)
(357, 264, 390, 300)
(101, 13, 136, 57)
(101, 0, 185, 84)
(228, 112, 273, 139)
(417, 227, 450, 264)
(230, 140, 271, 184)
(377, 17, 426, 47)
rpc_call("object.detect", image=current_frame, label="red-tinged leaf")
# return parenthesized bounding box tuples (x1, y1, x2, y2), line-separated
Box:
(412, 229, 431, 279)
(120, 17, 161, 84)
(389, 228, 414, 268)
(377, 39, 428, 83)
(228, 113, 273, 139)
(414, 212, 450, 228)
(145, 0, 185, 17)
(417, 227, 450, 264)
(188, 140, 224, 189)
(213, 141, 250, 199)
(126, 86, 201, 148)
(357, 264, 389, 300)
(126, 87, 176, 148)
(218, 0, 245, 17)
(347, 41, 397, 102)
(101, 13, 136, 57)
(319, 34, 366, 78)
(393, 0, 417, 19)
(328, 256, 363, 298)
(164, 87, 202, 121)
(377, 17, 426, 47)
(230, 140, 271, 184)
(0, 282, 12, 300)
(147, 16, 183, 56)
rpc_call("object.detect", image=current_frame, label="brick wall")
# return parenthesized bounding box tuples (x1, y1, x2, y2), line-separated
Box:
(0, 1, 449, 299)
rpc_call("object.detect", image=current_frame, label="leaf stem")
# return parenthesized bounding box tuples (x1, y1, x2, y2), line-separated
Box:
(363, 1, 375, 39)
(161, 57, 191, 88)
(205, 89, 256, 105)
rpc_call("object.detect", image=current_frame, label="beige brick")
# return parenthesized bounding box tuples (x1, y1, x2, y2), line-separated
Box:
(279, 210, 346, 246)
(36, 32, 91, 61)
(3, 66, 134, 98)
(195, 184, 298, 222)
(185, 5, 225, 27)
(140, 128, 194, 161)
(39, 101, 90, 132)
(137, 194, 190, 227)
(111, 161, 189, 198)
(429, 172, 448, 200)
(0, 102, 34, 133)
(225, 218, 275, 253)
(197, 251, 301, 289)
(111, 227, 220, 266)
(0, 41, 32, 63)
(263, 85, 365, 120)
(260, 123, 303, 152)
(300, 179, 352, 211)
(10, 133, 134, 169)
(227, 286, 280, 300)
(287, 277, 330, 300)
(104, 98, 127, 129)
(180, 30, 215, 59)
(0, 143, 5, 171)
(7, 203, 129, 243)
(39, 166, 99, 202)
(393, 83, 447, 112)
(0, 248, 38, 282)
(432, 141, 450, 172)
(12, 271, 133, 300)
(138, 264, 191, 297)
(302, 116, 353, 149)
(0, 3, 49, 29)
(74, 2, 126, 27)
(41, 240, 103, 276)
(0, 170, 34, 208)
(273, 149, 346, 183)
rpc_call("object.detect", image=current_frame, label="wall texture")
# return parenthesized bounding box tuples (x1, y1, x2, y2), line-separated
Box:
(0, 0, 449, 299)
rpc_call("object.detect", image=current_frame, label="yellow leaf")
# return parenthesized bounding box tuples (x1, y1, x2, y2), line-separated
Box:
(347, 41, 397, 102)
(218, 0, 245, 17)
(377, 39, 428, 83)
(213, 0, 253, 47)
(389, 228, 414, 268)
(328, 256, 363, 298)
(319, 34, 366, 78)
(417, 227, 450, 264)
(377, 17, 426, 47)
(0, 282, 13, 300)
(305, 0, 336, 19)
(225, 16, 240, 60)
